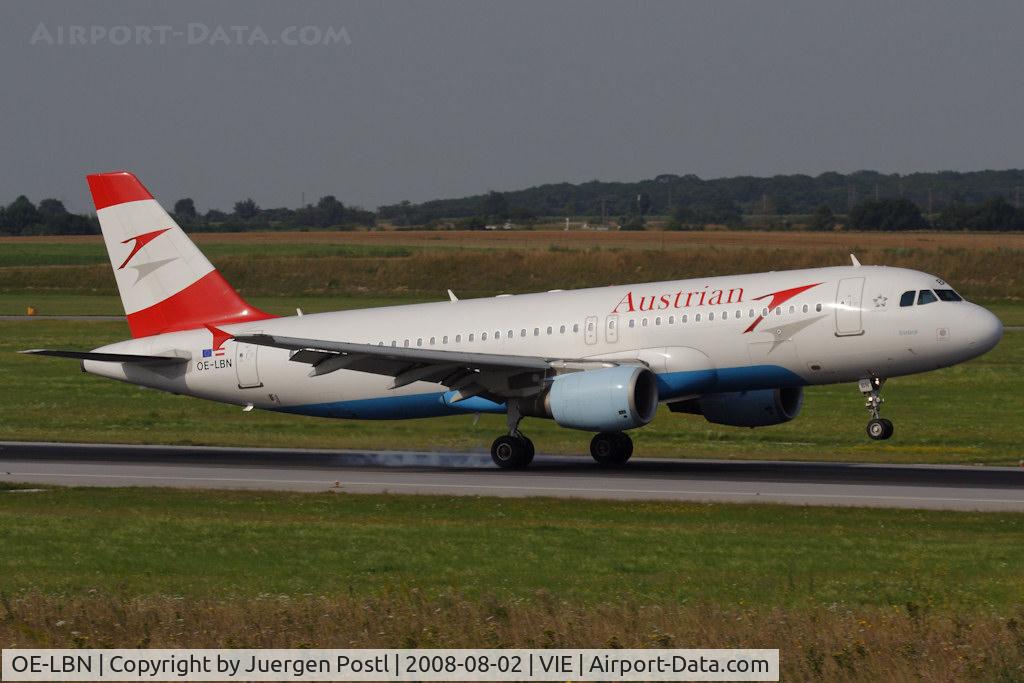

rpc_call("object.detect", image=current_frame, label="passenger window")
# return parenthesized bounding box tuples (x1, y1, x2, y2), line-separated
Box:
(560, 325, 566, 334)
(668, 315, 674, 324)
(708, 312, 715, 321)
(482, 332, 487, 341)
(736, 310, 741, 318)
(935, 288, 963, 302)
(429, 337, 435, 345)
(533, 328, 539, 336)
(628, 320, 634, 328)
(508, 329, 513, 338)
(802, 304, 808, 313)
(918, 290, 937, 305)
(655, 317, 661, 325)
(391, 340, 397, 346)
(442, 336, 448, 344)
(815, 303, 822, 312)
(547, 326, 553, 334)
(721, 311, 727, 320)
(404, 339, 409, 347)
(695, 313, 702, 322)
(749, 309, 755, 317)
(417, 338, 422, 346)
(642, 318, 648, 327)
(900, 291, 915, 307)
(468, 334, 474, 342)
(455, 334, 461, 343)
(682, 314, 688, 323)
(572, 324, 579, 333)
(762, 308, 769, 317)
(775, 307, 782, 315)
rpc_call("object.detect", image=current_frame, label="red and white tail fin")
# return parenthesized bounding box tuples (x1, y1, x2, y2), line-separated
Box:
(87, 171, 274, 338)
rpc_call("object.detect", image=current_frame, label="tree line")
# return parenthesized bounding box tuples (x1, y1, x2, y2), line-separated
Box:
(3, 168, 1024, 235)
(0, 194, 375, 236)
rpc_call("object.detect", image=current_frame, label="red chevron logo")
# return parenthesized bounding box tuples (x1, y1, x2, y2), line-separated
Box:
(118, 228, 171, 270)
(743, 282, 823, 333)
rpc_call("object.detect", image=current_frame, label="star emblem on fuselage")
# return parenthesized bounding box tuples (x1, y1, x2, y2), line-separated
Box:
(873, 295, 888, 308)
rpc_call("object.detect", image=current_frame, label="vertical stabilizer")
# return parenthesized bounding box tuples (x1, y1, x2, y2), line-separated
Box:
(87, 171, 273, 337)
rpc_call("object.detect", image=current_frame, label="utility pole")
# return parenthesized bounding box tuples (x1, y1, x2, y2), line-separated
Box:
(928, 188, 933, 216)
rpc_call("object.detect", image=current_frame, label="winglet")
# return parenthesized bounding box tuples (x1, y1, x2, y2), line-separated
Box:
(850, 253, 861, 267)
(447, 289, 459, 302)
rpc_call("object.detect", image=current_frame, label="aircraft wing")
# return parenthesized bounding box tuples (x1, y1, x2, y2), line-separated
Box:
(20, 349, 190, 365)
(233, 333, 618, 401)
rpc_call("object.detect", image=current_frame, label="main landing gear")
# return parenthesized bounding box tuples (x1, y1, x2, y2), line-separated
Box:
(859, 377, 894, 441)
(489, 401, 635, 469)
(490, 400, 535, 469)
(590, 431, 633, 466)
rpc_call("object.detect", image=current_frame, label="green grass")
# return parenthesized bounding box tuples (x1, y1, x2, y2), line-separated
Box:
(1, 488, 1021, 608)
(1, 318, 1021, 465)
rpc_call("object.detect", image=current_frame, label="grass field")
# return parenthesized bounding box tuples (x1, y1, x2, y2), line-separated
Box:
(1, 318, 1020, 464)
(1, 488, 1022, 679)
(2, 230, 1023, 302)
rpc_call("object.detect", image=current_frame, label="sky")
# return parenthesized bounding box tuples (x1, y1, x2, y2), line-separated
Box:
(2, 0, 1023, 212)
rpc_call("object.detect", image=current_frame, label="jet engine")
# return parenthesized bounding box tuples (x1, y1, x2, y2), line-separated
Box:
(669, 387, 803, 427)
(529, 365, 659, 432)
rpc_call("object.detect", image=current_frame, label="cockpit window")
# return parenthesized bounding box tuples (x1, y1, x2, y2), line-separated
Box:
(917, 290, 937, 305)
(899, 291, 915, 307)
(935, 288, 963, 302)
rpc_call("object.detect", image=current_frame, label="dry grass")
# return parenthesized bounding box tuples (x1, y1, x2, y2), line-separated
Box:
(1, 593, 1021, 681)
(2, 242, 1020, 300)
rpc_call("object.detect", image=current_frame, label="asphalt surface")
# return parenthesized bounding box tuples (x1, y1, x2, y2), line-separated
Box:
(2, 441, 1022, 510)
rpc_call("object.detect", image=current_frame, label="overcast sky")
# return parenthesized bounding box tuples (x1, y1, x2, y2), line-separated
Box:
(2, 1, 1023, 212)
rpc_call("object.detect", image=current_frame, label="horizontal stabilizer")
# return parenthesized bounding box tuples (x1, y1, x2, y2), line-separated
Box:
(20, 349, 190, 365)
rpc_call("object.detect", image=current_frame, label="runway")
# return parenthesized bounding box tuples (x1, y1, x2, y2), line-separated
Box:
(2, 441, 1023, 510)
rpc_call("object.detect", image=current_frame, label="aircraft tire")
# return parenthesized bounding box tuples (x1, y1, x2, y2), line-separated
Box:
(491, 435, 533, 469)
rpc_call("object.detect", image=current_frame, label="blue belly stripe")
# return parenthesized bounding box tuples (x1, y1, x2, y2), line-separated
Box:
(276, 364, 807, 420)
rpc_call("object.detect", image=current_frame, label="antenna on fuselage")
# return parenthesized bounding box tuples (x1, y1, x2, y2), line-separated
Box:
(850, 254, 862, 267)
(447, 289, 459, 302)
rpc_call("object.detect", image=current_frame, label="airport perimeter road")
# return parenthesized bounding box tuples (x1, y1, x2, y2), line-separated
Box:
(1, 441, 1023, 511)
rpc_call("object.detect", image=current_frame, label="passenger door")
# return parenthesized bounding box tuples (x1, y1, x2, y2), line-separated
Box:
(235, 338, 263, 388)
(835, 277, 865, 336)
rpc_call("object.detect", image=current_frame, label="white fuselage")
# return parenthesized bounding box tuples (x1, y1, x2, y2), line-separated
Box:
(83, 265, 1003, 423)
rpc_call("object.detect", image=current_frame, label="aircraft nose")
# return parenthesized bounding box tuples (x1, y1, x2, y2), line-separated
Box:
(966, 304, 1003, 355)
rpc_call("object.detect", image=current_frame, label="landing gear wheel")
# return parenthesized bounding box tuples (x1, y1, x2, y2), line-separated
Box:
(866, 418, 894, 441)
(491, 435, 533, 469)
(590, 432, 633, 466)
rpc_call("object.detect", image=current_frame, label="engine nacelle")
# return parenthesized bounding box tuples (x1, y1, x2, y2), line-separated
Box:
(670, 387, 803, 427)
(545, 366, 659, 432)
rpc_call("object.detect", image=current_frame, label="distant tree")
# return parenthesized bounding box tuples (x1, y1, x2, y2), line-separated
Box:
(315, 195, 346, 227)
(807, 204, 836, 231)
(232, 198, 260, 220)
(2, 195, 42, 233)
(935, 197, 1024, 231)
(37, 198, 68, 217)
(173, 198, 197, 222)
(667, 204, 701, 230)
(630, 193, 652, 217)
(482, 191, 508, 219)
(205, 209, 228, 223)
(704, 197, 743, 227)
(848, 198, 927, 231)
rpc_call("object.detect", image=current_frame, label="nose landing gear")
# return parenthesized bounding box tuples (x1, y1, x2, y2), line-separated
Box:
(860, 377, 894, 440)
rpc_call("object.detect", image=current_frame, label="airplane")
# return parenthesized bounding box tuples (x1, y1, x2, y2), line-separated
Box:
(23, 171, 1003, 469)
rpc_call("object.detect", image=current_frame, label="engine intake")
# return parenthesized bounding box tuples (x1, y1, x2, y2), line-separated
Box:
(669, 387, 803, 427)
(541, 365, 659, 432)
